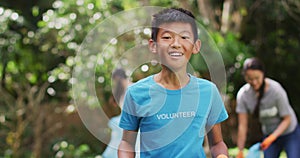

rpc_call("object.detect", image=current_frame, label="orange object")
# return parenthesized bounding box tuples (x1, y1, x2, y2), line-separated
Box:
(216, 154, 228, 158)
(236, 150, 244, 158)
(261, 134, 277, 150)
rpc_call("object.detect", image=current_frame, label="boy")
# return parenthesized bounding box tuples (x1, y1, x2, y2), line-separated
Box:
(118, 8, 229, 158)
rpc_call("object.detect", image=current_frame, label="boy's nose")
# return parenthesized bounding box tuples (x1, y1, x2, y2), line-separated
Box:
(170, 37, 181, 49)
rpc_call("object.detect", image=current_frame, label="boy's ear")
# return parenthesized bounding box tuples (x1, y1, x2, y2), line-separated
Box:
(148, 39, 157, 53)
(192, 39, 201, 54)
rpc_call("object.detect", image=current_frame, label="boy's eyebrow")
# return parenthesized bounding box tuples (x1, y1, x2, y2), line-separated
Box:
(159, 29, 192, 35)
(178, 31, 192, 35)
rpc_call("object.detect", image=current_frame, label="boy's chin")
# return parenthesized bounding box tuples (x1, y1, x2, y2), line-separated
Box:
(162, 64, 185, 72)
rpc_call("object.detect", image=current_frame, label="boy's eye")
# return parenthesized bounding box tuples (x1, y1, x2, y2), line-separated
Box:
(181, 36, 190, 39)
(162, 36, 172, 39)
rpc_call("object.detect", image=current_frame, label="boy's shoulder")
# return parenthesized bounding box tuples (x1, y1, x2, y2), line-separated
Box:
(127, 74, 217, 92)
(125, 75, 155, 103)
(127, 75, 154, 90)
(192, 75, 216, 87)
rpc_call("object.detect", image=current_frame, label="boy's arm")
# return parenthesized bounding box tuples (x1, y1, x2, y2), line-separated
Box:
(207, 123, 229, 158)
(118, 130, 138, 158)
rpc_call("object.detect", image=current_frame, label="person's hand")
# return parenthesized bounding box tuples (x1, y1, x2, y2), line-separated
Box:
(216, 154, 228, 158)
(261, 134, 277, 150)
(236, 150, 244, 158)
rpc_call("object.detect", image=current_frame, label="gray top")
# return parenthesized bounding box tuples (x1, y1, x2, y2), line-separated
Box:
(236, 78, 298, 135)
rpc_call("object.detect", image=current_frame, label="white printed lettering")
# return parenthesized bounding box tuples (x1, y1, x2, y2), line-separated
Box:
(156, 111, 196, 120)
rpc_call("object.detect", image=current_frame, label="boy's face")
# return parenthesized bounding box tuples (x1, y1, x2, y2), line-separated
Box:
(149, 22, 201, 72)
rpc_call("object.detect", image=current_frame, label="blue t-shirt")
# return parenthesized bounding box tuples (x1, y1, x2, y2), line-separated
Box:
(119, 75, 228, 158)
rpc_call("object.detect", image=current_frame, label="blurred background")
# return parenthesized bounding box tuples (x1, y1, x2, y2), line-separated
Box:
(0, 0, 299, 157)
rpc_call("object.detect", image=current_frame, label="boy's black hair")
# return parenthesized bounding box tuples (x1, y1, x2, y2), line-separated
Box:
(151, 7, 198, 42)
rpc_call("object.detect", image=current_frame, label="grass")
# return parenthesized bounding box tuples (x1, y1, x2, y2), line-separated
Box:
(228, 147, 287, 158)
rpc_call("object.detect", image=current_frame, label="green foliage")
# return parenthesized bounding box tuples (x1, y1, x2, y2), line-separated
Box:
(240, 1, 300, 117)
(211, 32, 252, 97)
(52, 140, 100, 158)
(229, 147, 287, 158)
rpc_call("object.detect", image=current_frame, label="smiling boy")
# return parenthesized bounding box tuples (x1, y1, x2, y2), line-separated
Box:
(118, 8, 229, 158)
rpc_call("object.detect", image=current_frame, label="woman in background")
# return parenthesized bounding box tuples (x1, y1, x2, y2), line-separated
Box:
(102, 68, 133, 158)
(236, 57, 300, 158)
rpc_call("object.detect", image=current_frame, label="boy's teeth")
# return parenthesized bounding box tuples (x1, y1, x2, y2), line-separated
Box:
(169, 52, 183, 56)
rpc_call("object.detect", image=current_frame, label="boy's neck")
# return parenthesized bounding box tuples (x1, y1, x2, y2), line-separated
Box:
(154, 68, 190, 90)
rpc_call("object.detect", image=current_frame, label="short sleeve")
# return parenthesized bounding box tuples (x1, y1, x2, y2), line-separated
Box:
(119, 90, 140, 131)
(236, 87, 248, 113)
(206, 84, 228, 126)
(275, 85, 292, 117)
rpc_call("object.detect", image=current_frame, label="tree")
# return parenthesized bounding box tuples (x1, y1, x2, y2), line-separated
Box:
(0, 2, 68, 157)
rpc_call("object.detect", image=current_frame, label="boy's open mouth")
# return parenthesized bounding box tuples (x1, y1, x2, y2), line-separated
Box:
(168, 52, 183, 57)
